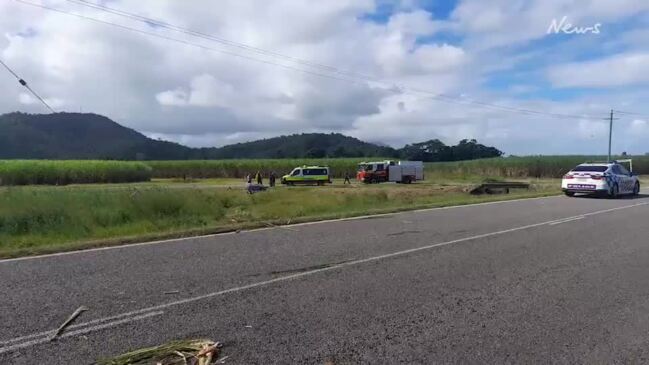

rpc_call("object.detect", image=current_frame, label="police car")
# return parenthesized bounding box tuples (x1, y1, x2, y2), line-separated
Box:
(561, 160, 640, 198)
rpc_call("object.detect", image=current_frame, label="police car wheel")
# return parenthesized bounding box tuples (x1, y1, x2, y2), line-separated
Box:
(564, 191, 575, 197)
(633, 182, 640, 195)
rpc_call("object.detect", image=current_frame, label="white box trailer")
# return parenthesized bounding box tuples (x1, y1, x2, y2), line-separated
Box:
(388, 161, 424, 183)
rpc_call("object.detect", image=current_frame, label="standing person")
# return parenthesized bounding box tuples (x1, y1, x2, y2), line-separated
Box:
(246, 173, 252, 184)
(269, 171, 276, 187)
(256, 171, 263, 185)
(344, 171, 352, 184)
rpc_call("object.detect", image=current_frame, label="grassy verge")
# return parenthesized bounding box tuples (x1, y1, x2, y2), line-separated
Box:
(0, 179, 560, 258)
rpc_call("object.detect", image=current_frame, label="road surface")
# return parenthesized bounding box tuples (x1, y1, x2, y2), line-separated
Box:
(2, 193, 649, 364)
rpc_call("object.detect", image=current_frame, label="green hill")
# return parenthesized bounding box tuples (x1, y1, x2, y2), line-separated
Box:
(198, 133, 397, 159)
(0, 112, 503, 161)
(0, 112, 193, 160)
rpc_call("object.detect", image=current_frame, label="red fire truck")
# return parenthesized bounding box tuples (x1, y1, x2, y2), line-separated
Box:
(356, 160, 424, 184)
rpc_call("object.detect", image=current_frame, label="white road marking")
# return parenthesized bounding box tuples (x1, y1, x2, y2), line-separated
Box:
(0, 311, 163, 355)
(549, 216, 585, 225)
(2, 200, 646, 354)
(0, 307, 165, 346)
(0, 195, 560, 263)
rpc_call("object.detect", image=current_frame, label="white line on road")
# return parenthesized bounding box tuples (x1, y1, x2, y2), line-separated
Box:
(549, 216, 585, 225)
(0, 311, 163, 355)
(2, 200, 647, 354)
(0, 308, 166, 347)
(0, 195, 560, 263)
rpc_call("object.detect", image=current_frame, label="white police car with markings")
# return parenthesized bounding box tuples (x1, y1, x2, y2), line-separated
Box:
(561, 160, 640, 198)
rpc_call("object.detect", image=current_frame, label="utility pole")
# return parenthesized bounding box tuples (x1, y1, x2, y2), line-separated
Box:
(605, 109, 621, 162)
(608, 109, 613, 162)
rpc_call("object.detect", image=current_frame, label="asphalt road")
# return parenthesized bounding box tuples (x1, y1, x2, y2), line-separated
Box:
(2, 193, 649, 364)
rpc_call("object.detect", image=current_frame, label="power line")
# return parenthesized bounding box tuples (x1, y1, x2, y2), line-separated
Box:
(0, 58, 56, 113)
(614, 110, 649, 119)
(62, 0, 604, 120)
(17, 0, 603, 120)
(14, 0, 369, 85)
(63, 0, 372, 81)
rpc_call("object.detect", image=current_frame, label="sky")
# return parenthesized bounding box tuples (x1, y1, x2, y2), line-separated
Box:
(1, 0, 649, 155)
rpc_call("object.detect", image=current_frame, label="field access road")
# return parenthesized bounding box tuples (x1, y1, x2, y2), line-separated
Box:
(2, 192, 649, 363)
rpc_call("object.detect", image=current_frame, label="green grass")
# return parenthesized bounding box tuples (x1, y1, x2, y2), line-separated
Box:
(147, 156, 649, 180)
(0, 179, 559, 258)
(2, 155, 640, 257)
(425, 155, 649, 179)
(146, 158, 373, 179)
(2, 156, 647, 186)
(0, 160, 152, 185)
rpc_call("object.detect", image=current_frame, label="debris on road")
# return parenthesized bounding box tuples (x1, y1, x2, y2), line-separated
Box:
(264, 221, 298, 232)
(163, 290, 180, 295)
(97, 339, 223, 365)
(269, 259, 351, 276)
(470, 181, 530, 195)
(387, 230, 422, 237)
(49, 305, 88, 341)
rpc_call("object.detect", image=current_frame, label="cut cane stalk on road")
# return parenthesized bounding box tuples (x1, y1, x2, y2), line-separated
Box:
(96, 339, 221, 365)
(50, 306, 88, 341)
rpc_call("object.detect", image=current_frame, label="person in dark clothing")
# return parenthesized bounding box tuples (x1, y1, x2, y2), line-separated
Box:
(255, 171, 263, 185)
(344, 171, 352, 184)
(246, 173, 252, 184)
(269, 172, 276, 187)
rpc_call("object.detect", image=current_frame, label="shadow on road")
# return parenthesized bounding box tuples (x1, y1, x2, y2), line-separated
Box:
(619, 193, 649, 200)
(571, 193, 649, 200)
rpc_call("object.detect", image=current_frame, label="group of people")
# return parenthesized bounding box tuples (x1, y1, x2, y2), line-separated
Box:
(246, 170, 353, 186)
(246, 171, 277, 187)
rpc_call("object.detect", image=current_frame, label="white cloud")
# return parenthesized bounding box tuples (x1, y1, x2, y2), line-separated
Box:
(450, 0, 649, 49)
(631, 119, 648, 132)
(387, 10, 438, 36)
(187, 74, 234, 107)
(18, 92, 34, 105)
(576, 119, 608, 139)
(0, 0, 648, 155)
(547, 53, 649, 88)
(17, 92, 65, 108)
(156, 88, 189, 106)
(157, 74, 235, 108)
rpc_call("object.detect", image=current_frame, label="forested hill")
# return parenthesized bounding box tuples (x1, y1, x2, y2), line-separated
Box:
(0, 112, 193, 160)
(199, 133, 395, 159)
(0, 112, 503, 161)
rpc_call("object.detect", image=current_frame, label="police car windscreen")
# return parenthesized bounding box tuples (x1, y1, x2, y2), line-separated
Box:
(572, 166, 607, 172)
